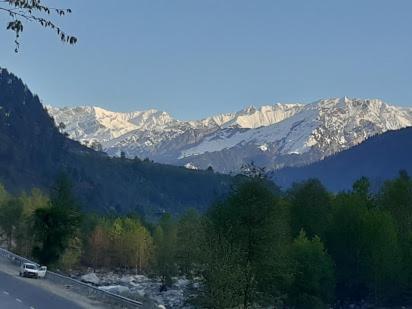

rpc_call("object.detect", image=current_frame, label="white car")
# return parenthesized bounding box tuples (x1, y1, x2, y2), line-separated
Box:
(19, 263, 47, 279)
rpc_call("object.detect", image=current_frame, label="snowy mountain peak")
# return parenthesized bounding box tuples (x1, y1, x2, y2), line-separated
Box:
(47, 98, 412, 173)
(220, 103, 304, 129)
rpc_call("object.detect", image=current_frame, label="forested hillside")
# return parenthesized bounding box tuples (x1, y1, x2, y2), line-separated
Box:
(0, 69, 233, 217)
(2, 172, 412, 308)
(273, 127, 412, 191)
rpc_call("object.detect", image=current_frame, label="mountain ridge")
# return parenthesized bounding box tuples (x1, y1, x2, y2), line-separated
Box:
(48, 97, 412, 173)
(0, 68, 234, 217)
(272, 126, 412, 191)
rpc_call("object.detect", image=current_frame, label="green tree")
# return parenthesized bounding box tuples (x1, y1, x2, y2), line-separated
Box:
(289, 179, 332, 239)
(378, 170, 412, 298)
(289, 231, 335, 309)
(204, 180, 291, 307)
(0, 183, 9, 205)
(59, 234, 82, 270)
(176, 209, 203, 276)
(0, 198, 23, 250)
(198, 230, 246, 309)
(152, 214, 177, 286)
(121, 217, 153, 272)
(352, 176, 375, 209)
(15, 189, 48, 257)
(327, 191, 401, 302)
(32, 175, 81, 265)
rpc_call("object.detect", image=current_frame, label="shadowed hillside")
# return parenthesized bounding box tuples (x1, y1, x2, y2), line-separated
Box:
(0, 69, 234, 218)
(273, 127, 412, 191)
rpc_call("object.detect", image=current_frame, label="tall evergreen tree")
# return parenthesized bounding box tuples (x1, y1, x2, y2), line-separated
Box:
(32, 174, 81, 265)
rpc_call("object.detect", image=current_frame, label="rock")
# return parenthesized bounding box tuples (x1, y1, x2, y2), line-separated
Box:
(120, 275, 134, 284)
(80, 273, 100, 285)
(99, 285, 130, 295)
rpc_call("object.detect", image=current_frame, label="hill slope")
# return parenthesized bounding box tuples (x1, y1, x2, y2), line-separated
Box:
(272, 127, 412, 191)
(0, 69, 233, 217)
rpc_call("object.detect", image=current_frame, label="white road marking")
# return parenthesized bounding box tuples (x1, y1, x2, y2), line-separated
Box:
(2, 290, 9, 295)
(30, 307, 35, 309)
(16, 298, 22, 303)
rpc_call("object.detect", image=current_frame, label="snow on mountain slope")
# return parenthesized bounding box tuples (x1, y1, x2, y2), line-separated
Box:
(180, 103, 319, 158)
(182, 98, 412, 157)
(47, 98, 412, 173)
(46, 106, 176, 143)
(194, 103, 304, 129)
(48, 103, 303, 156)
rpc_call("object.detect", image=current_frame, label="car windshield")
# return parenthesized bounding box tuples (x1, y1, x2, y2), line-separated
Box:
(25, 264, 36, 270)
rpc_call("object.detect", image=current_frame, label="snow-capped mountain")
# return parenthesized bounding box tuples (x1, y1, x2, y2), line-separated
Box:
(46, 106, 177, 142)
(47, 97, 412, 173)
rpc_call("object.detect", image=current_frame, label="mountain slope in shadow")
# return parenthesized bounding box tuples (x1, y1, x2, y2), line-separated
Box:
(272, 127, 412, 191)
(0, 69, 233, 218)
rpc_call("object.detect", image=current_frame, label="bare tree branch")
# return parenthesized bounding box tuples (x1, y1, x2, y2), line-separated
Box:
(0, 0, 77, 52)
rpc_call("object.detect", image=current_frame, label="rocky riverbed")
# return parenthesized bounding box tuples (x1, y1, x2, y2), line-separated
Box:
(77, 270, 199, 308)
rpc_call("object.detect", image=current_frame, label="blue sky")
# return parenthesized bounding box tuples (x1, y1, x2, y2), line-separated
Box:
(1, 0, 411, 120)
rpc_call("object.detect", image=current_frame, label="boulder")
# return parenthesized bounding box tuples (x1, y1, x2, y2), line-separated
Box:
(80, 272, 100, 285)
(99, 285, 130, 295)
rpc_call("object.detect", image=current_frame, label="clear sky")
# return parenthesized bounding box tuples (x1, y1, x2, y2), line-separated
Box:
(1, 0, 411, 120)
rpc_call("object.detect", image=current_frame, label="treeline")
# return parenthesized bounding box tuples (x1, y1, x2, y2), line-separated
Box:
(1, 172, 412, 308)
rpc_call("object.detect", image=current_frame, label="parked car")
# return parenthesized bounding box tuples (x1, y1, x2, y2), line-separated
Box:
(19, 263, 47, 279)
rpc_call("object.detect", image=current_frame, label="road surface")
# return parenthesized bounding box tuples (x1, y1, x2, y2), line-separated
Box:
(0, 270, 82, 309)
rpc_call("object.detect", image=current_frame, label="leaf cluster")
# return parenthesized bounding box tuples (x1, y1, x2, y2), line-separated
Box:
(1, 0, 77, 52)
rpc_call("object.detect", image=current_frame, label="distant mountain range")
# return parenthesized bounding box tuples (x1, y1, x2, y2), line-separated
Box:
(0, 68, 233, 217)
(48, 97, 412, 173)
(1, 66, 412, 207)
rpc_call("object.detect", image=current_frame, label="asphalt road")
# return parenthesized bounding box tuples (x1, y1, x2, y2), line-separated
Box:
(0, 270, 82, 309)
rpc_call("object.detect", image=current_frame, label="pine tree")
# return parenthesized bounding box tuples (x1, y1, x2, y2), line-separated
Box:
(32, 175, 81, 265)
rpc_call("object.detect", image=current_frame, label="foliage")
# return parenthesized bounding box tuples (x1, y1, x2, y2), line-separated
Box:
(152, 214, 177, 286)
(59, 235, 82, 270)
(82, 215, 153, 272)
(0, 0, 77, 52)
(0, 197, 23, 249)
(198, 231, 246, 309)
(0, 70, 234, 219)
(176, 209, 203, 276)
(1, 171, 412, 307)
(288, 179, 332, 239)
(378, 170, 412, 299)
(327, 180, 402, 303)
(0, 183, 9, 204)
(203, 179, 292, 307)
(289, 231, 335, 309)
(32, 175, 81, 265)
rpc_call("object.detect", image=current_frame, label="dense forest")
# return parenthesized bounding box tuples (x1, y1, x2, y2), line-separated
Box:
(0, 69, 234, 218)
(1, 170, 412, 308)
